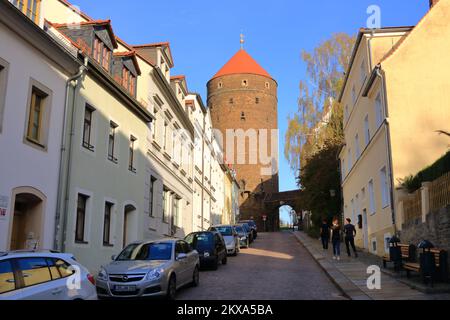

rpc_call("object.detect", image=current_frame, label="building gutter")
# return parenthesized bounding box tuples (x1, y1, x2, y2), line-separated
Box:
(376, 68, 397, 234)
(55, 56, 89, 251)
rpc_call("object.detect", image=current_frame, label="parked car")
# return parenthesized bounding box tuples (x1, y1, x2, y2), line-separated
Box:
(96, 239, 199, 300)
(233, 225, 249, 248)
(239, 220, 258, 239)
(209, 225, 240, 256)
(185, 231, 227, 270)
(0, 250, 97, 300)
(239, 222, 254, 243)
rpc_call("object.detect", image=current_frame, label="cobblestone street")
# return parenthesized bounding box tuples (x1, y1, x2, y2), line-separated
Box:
(177, 231, 346, 300)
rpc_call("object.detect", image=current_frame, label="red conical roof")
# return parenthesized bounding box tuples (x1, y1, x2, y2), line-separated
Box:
(211, 49, 271, 80)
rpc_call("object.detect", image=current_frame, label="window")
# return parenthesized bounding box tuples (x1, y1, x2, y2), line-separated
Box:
(47, 258, 75, 279)
(17, 258, 51, 287)
(163, 188, 169, 223)
(11, 0, 41, 23)
(368, 180, 376, 214)
(347, 149, 352, 172)
(0, 260, 15, 294)
(103, 202, 113, 245)
(360, 60, 366, 85)
(372, 239, 377, 253)
(255, 97, 260, 104)
(241, 112, 246, 121)
(173, 196, 180, 227)
(163, 122, 168, 150)
(355, 134, 360, 159)
(26, 87, 47, 145)
(108, 121, 118, 162)
(351, 85, 356, 104)
(122, 67, 136, 95)
(364, 115, 370, 146)
(93, 37, 102, 64)
(351, 198, 355, 223)
(129, 135, 137, 173)
(229, 98, 234, 105)
(265, 82, 270, 89)
(75, 194, 88, 243)
(380, 166, 390, 208)
(218, 82, 223, 89)
(149, 176, 156, 217)
(242, 80, 248, 87)
(341, 159, 346, 178)
(102, 46, 111, 71)
(82, 105, 95, 150)
(375, 93, 383, 128)
(384, 234, 391, 254)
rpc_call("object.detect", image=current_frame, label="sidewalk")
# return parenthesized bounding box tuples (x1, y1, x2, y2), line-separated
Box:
(292, 231, 450, 300)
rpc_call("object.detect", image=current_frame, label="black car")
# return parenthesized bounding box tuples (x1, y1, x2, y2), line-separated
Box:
(239, 220, 257, 239)
(239, 223, 254, 243)
(185, 231, 227, 270)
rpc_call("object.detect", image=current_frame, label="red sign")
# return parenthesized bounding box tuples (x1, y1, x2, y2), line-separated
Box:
(262, 215, 267, 221)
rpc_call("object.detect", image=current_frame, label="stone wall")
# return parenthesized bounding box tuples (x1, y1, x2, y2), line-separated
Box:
(399, 205, 450, 264)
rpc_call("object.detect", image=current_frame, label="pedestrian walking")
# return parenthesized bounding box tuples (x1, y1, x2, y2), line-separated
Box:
(344, 218, 358, 258)
(319, 219, 330, 250)
(330, 217, 341, 261)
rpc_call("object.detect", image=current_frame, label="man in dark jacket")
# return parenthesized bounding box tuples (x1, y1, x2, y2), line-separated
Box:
(344, 218, 358, 258)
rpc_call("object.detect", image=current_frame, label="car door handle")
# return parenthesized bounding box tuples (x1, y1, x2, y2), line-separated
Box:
(52, 288, 63, 295)
(5, 279, 15, 283)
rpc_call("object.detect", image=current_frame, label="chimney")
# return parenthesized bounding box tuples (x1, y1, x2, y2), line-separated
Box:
(429, 0, 439, 8)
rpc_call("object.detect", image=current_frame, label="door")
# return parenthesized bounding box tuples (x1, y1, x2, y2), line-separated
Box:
(14, 257, 63, 300)
(174, 241, 189, 286)
(123, 204, 137, 248)
(362, 209, 369, 249)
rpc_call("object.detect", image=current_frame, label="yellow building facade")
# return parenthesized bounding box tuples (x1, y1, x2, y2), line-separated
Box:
(339, 0, 450, 256)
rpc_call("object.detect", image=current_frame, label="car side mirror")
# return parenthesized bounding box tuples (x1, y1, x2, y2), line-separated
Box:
(111, 255, 117, 261)
(176, 253, 187, 261)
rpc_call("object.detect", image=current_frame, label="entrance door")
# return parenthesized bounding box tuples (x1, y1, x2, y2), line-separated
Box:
(10, 192, 43, 250)
(123, 204, 137, 248)
(362, 209, 369, 250)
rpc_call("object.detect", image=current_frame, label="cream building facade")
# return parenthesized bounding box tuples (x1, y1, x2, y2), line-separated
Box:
(339, 0, 450, 256)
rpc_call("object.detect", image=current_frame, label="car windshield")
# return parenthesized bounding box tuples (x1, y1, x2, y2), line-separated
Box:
(116, 242, 173, 261)
(242, 224, 250, 232)
(216, 226, 233, 236)
(234, 226, 244, 233)
(241, 221, 256, 227)
(185, 233, 213, 251)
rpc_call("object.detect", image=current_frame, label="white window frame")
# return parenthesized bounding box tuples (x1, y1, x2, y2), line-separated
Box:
(375, 93, 383, 128)
(368, 179, 376, 215)
(0, 57, 9, 134)
(355, 134, 360, 159)
(364, 114, 370, 146)
(380, 166, 390, 208)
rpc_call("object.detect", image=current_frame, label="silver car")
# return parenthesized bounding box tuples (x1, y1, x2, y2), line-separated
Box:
(209, 225, 240, 256)
(96, 239, 199, 299)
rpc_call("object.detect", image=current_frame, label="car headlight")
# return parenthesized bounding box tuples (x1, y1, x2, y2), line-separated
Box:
(146, 268, 163, 281)
(203, 252, 210, 257)
(97, 267, 108, 281)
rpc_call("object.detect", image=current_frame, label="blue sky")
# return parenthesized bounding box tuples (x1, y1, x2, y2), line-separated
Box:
(71, 0, 429, 222)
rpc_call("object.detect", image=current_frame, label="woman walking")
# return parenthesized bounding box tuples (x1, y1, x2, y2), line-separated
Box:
(330, 217, 342, 260)
(319, 218, 330, 250)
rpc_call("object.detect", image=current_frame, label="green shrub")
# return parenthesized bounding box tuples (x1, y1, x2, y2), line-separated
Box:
(400, 151, 450, 192)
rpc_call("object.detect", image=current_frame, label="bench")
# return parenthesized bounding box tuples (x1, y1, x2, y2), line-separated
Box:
(382, 244, 416, 269)
(404, 248, 448, 286)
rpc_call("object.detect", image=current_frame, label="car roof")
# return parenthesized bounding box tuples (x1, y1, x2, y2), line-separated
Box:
(211, 224, 233, 228)
(129, 238, 178, 246)
(0, 250, 76, 260)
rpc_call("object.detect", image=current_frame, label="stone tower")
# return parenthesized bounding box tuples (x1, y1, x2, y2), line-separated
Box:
(207, 48, 279, 231)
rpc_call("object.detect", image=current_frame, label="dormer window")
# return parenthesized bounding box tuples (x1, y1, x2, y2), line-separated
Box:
(11, 0, 41, 24)
(122, 67, 136, 96)
(93, 37, 111, 71)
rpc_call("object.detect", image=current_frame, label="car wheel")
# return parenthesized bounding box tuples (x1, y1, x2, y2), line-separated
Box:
(166, 275, 177, 300)
(191, 266, 199, 287)
(222, 255, 228, 265)
(212, 257, 219, 270)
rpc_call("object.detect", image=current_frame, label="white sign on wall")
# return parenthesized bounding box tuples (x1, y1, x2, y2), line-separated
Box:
(0, 195, 9, 221)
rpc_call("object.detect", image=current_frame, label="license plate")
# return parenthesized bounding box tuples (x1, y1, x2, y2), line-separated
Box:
(114, 285, 136, 292)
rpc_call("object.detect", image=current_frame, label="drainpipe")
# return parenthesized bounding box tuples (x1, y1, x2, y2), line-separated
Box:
(376, 67, 397, 235)
(54, 56, 88, 252)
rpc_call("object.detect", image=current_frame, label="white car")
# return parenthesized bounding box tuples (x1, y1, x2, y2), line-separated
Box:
(209, 225, 240, 256)
(0, 250, 97, 300)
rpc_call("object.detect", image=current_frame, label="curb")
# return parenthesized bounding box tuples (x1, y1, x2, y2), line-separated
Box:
(291, 231, 372, 301)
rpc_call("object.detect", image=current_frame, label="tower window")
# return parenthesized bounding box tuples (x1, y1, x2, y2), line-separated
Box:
(265, 82, 270, 89)
(241, 112, 246, 121)
(218, 82, 223, 89)
(229, 98, 234, 105)
(242, 80, 248, 87)
(255, 97, 260, 104)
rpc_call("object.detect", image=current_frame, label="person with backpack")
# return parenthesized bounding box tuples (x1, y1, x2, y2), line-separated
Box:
(344, 218, 358, 258)
(319, 218, 330, 250)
